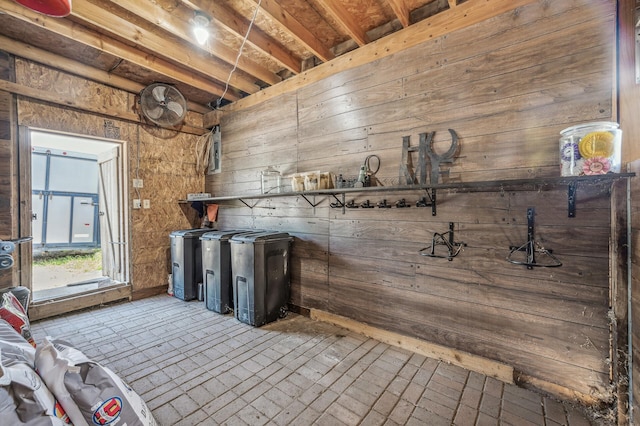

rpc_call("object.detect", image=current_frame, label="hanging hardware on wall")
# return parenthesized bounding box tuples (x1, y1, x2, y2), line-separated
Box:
(395, 199, 410, 208)
(416, 196, 432, 207)
(507, 207, 562, 269)
(345, 200, 359, 208)
(355, 155, 381, 187)
(360, 200, 375, 208)
(419, 222, 465, 261)
(377, 199, 392, 208)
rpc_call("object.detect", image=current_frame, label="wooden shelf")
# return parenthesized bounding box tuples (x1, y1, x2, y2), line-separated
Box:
(179, 173, 635, 217)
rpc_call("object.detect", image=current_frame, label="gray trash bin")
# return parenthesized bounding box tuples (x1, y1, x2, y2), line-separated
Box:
(170, 228, 211, 301)
(230, 231, 292, 326)
(200, 230, 250, 314)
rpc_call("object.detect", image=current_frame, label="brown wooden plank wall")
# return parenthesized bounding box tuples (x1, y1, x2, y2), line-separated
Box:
(0, 51, 15, 288)
(208, 0, 616, 399)
(630, 162, 640, 424)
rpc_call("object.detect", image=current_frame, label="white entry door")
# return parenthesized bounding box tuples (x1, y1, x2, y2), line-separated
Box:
(97, 145, 127, 283)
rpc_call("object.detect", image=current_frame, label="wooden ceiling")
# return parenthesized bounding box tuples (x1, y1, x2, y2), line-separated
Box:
(0, 0, 455, 114)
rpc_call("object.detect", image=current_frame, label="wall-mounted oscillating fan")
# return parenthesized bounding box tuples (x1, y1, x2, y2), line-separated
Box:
(139, 83, 187, 127)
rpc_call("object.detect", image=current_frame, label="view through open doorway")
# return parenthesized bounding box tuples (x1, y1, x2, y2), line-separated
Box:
(30, 131, 128, 302)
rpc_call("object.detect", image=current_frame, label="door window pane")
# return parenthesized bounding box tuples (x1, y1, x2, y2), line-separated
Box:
(48, 157, 98, 193)
(32, 154, 47, 191)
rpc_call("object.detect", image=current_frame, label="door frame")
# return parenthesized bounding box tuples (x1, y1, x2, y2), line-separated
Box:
(19, 127, 132, 319)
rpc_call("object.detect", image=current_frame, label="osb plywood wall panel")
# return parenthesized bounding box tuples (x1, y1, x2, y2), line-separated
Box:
(208, 0, 618, 400)
(16, 95, 202, 295)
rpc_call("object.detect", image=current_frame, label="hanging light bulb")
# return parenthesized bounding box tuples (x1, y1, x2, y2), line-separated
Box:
(192, 11, 211, 46)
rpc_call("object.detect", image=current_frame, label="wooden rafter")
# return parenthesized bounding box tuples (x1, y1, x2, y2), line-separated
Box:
(0, 35, 210, 113)
(0, 0, 242, 101)
(251, 0, 335, 63)
(386, 0, 410, 28)
(448, 0, 458, 8)
(207, 0, 540, 119)
(179, 0, 301, 74)
(69, 0, 259, 94)
(318, 0, 369, 46)
(103, 0, 281, 85)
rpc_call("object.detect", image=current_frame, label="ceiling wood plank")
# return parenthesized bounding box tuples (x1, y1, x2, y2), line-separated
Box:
(0, 35, 210, 113)
(386, 0, 411, 28)
(0, 0, 241, 102)
(318, 0, 369, 46)
(251, 0, 335, 63)
(207, 0, 539, 120)
(448, 0, 458, 8)
(179, 0, 301, 74)
(103, 0, 281, 85)
(70, 0, 260, 94)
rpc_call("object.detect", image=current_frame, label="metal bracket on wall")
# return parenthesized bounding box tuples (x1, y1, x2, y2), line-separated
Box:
(567, 182, 576, 218)
(416, 189, 436, 216)
(299, 194, 323, 208)
(507, 207, 562, 269)
(238, 199, 256, 209)
(419, 222, 465, 261)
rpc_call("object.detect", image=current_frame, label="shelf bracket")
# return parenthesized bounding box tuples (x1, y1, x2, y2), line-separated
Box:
(299, 194, 323, 208)
(238, 199, 255, 209)
(417, 189, 436, 216)
(567, 182, 576, 218)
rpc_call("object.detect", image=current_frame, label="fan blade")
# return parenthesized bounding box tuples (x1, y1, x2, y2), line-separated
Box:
(152, 85, 167, 103)
(166, 101, 184, 118)
(145, 106, 164, 120)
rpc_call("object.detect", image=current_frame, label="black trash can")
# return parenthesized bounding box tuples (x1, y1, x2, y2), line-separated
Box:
(200, 230, 250, 314)
(170, 228, 211, 301)
(230, 231, 292, 326)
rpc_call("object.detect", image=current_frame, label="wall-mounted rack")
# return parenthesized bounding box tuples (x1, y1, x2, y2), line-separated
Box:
(179, 173, 635, 218)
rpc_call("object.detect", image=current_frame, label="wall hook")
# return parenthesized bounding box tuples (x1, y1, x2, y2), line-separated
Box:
(507, 207, 562, 269)
(419, 222, 465, 261)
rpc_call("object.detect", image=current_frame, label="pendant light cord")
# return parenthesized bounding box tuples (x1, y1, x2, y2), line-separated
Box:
(216, 0, 262, 108)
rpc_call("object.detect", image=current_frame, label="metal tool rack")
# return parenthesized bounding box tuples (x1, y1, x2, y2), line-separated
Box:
(179, 173, 635, 218)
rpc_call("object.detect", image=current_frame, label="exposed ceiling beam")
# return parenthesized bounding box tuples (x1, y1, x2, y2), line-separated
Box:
(69, 0, 260, 95)
(0, 35, 210, 114)
(0, 0, 242, 102)
(448, 0, 458, 7)
(251, 0, 335, 63)
(207, 0, 539, 122)
(103, 0, 281, 86)
(318, 0, 369, 46)
(0, 78, 140, 121)
(179, 0, 301, 74)
(386, 0, 410, 28)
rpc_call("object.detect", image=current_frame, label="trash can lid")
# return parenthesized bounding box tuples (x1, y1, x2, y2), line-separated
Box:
(200, 230, 251, 241)
(230, 231, 291, 243)
(170, 228, 213, 238)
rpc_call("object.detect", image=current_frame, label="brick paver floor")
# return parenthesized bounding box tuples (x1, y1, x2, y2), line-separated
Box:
(30, 295, 606, 425)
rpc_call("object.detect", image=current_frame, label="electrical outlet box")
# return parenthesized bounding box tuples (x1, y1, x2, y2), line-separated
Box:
(133, 199, 141, 209)
(143, 199, 150, 209)
(133, 179, 144, 188)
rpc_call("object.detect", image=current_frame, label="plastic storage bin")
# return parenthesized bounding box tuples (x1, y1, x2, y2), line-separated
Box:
(170, 228, 211, 301)
(230, 231, 292, 326)
(559, 121, 622, 176)
(200, 230, 249, 314)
